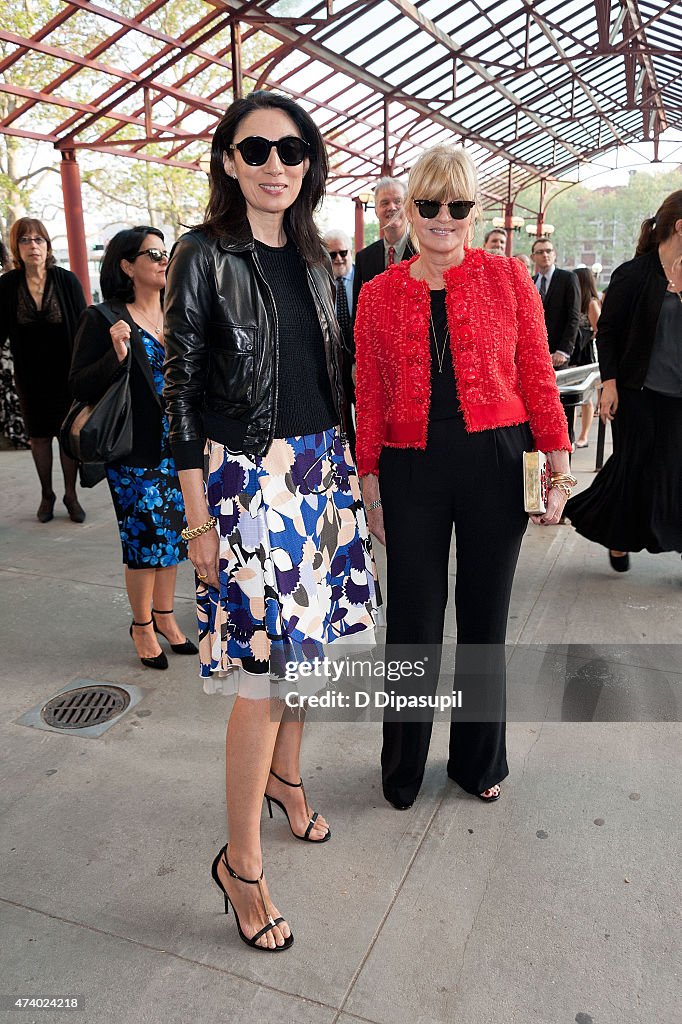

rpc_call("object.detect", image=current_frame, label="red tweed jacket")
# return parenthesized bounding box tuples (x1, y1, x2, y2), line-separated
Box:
(354, 248, 572, 477)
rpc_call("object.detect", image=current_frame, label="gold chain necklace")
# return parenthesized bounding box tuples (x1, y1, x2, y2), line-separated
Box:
(429, 313, 450, 373)
(660, 256, 682, 305)
(131, 304, 163, 334)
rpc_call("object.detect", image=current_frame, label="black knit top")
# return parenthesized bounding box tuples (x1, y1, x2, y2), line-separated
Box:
(254, 239, 338, 438)
(429, 289, 461, 420)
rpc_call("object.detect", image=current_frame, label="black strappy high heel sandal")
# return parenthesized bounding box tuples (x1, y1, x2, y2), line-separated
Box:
(151, 608, 198, 654)
(264, 769, 331, 843)
(129, 619, 168, 670)
(210, 844, 294, 952)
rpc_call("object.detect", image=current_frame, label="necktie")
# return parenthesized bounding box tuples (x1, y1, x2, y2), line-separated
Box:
(387, 245, 396, 267)
(539, 275, 547, 302)
(336, 278, 351, 346)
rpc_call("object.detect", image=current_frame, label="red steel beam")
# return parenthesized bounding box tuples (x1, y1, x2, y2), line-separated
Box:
(49, 5, 225, 137)
(55, 16, 234, 145)
(0, 3, 76, 75)
(2, 0, 171, 130)
(594, 0, 612, 51)
(0, 30, 222, 125)
(60, 150, 91, 303)
(0, 83, 199, 143)
(353, 198, 365, 253)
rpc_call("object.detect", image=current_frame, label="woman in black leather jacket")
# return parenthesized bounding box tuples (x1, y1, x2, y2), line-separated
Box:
(164, 91, 380, 952)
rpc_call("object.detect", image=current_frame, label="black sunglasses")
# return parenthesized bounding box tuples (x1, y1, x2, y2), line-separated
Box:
(228, 135, 310, 167)
(132, 248, 168, 262)
(414, 199, 476, 220)
(328, 249, 349, 259)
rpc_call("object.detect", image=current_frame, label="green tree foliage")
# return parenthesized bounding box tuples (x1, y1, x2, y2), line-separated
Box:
(0, 0, 64, 240)
(2, 3, 680, 257)
(1, 0, 279, 239)
(512, 168, 682, 278)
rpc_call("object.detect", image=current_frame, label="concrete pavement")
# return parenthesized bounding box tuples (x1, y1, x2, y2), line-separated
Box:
(1, 426, 680, 1024)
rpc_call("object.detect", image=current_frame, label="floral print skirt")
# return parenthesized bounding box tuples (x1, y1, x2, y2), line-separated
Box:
(106, 456, 188, 569)
(199, 426, 382, 698)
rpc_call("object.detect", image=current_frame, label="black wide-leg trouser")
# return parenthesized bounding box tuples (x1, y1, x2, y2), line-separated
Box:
(378, 415, 532, 803)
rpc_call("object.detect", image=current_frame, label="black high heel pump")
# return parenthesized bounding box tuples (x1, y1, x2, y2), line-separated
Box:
(151, 608, 198, 654)
(210, 844, 293, 952)
(129, 619, 168, 670)
(264, 769, 331, 843)
(36, 493, 56, 523)
(608, 551, 630, 572)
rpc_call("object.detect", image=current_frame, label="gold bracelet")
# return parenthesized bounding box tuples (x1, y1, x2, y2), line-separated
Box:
(550, 472, 577, 487)
(551, 482, 572, 498)
(181, 515, 217, 541)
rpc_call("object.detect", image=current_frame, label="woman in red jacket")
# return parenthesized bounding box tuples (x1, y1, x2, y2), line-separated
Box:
(355, 144, 572, 810)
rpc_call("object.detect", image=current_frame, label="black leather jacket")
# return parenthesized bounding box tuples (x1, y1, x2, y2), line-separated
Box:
(163, 229, 346, 471)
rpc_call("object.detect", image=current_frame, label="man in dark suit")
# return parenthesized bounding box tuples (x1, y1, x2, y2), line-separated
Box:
(531, 236, 581, 443)
(323, 229, 356, 451)
(352, 177, 416, 313)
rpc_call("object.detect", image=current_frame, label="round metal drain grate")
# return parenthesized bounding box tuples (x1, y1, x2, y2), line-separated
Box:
(41, 686, 130, 730)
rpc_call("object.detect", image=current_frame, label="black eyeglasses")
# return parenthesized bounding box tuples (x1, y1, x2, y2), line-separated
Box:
(132, 248, 168, 262)
(328, 250, 349, 259)
(228, 135, 310, 167)
(414, 199, 476, 220)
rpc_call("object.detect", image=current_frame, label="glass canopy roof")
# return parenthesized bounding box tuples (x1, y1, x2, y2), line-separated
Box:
(2, 0, 680, 208)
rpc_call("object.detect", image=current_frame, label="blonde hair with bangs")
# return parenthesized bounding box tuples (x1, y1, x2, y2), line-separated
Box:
(405, 144, 481, 249)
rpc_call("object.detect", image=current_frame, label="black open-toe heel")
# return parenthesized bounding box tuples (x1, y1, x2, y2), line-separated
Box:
(151, 608, 198, 654)
(129, 619, 168, 670)
(477, 784, 501, 803)
(264, 769, 331, 843)
(210, 844, 293, 952)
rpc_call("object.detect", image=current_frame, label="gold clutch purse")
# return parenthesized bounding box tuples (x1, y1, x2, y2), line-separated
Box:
(523, 450, 550, 514)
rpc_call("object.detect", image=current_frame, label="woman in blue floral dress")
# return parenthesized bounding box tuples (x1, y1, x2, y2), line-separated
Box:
(164, 93, 381, 952)
(70, 227, 196, 670)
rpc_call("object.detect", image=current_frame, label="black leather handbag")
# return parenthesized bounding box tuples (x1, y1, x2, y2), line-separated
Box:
(60, 302, 133, 465)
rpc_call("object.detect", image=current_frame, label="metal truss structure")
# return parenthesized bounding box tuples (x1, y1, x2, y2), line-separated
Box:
(2, 0, 680, 291)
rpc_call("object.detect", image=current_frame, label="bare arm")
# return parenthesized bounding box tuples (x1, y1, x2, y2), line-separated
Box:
(361, 472, 385, 546)
(588, 297, 601, 335)
(178, 467, 220, 588)
(529, 448, 572, 526)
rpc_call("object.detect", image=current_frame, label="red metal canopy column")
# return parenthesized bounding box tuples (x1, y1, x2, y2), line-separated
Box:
(354, 197, 365, 254)
(503, 201, 514, 256)
(59, 149, 91, 302)
(535, 180, 546, 238)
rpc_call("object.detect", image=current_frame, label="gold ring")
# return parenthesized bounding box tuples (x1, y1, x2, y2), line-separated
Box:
(197, 572, 208, 579)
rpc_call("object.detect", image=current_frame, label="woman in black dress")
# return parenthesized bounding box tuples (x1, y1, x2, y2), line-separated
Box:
(0, 218, 86, 521)
(70, 227, 197, 669)
(0, 237, 29, 449)
(571, 266, 601, 448)
(566, 190, 682, 570)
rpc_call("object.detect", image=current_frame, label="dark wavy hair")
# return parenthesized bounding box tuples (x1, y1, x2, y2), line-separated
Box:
(9, 218, 56, 271)
(202, 91, 328, 264)
(635, 190, 682, 256)
(100, 225, 164, 303)
(573, 266, 599, 315)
